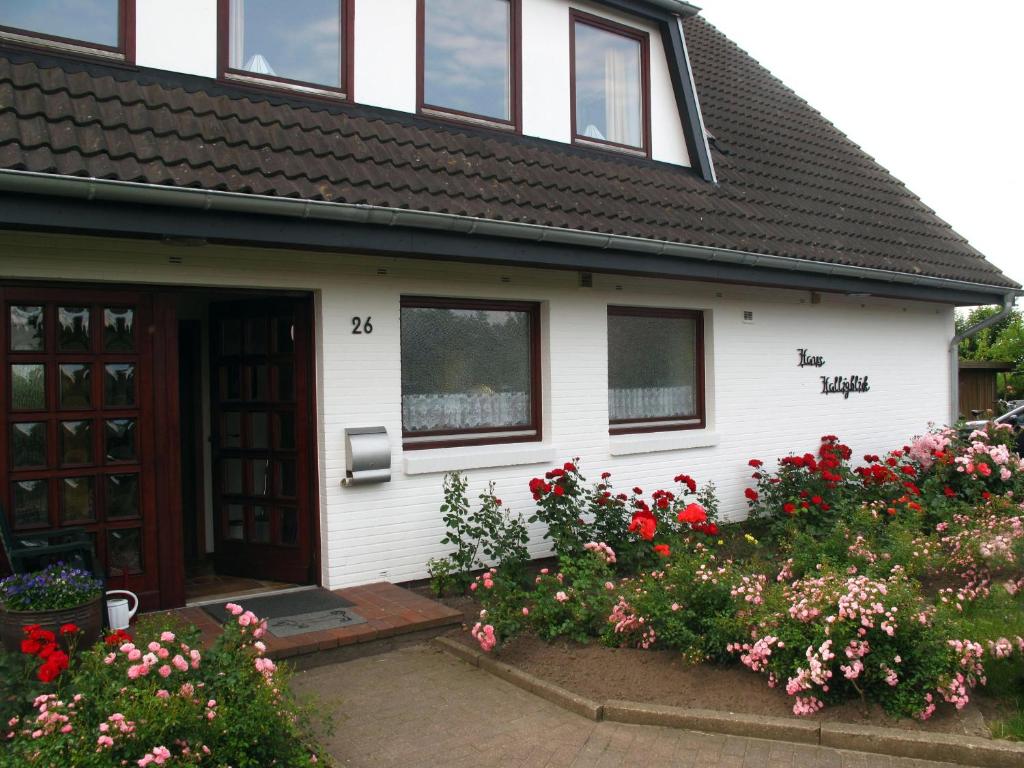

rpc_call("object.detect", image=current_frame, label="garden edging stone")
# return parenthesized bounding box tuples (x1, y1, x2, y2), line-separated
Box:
(819, 722, 1024, 768)
(603, 700, 820, 744)
(435, 637, 1024, 768)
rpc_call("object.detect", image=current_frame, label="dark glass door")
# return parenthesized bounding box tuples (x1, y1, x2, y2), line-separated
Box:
(209, 299, 314, 584)
(0, 286, 159, 602)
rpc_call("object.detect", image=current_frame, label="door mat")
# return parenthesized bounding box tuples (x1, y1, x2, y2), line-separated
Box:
(262, 607, 367, 638)
(202, 588, 355, 625)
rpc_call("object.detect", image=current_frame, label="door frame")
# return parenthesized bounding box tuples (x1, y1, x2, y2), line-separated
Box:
(0, 280, 321, 608)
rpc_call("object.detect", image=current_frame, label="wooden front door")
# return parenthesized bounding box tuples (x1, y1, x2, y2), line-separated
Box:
(209, 300, 315, 584)
(0, 287, 161, 604)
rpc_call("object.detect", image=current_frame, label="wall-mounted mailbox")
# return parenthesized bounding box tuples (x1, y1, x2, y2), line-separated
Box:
(342, 427, 391, 487)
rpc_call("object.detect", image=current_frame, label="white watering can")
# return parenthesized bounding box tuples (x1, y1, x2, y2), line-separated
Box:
(106, 590, 139, 631)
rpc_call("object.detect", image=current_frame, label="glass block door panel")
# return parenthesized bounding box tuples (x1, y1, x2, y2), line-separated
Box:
(1, 288, 158, 603)
(210, 299, 313, 584)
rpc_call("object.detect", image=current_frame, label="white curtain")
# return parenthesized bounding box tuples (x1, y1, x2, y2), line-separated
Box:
(229, 0, 245, 69)
(609, 386, 693, 421)
(604, 48, 641, 145)
(403, 392, 529, 432)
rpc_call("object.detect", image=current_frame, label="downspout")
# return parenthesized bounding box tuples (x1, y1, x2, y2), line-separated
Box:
(949, 293, 1018, 424)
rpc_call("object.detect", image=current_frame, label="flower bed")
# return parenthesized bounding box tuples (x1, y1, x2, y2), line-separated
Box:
(1, 604, 327, 767)
(433, 425, 1024, 737)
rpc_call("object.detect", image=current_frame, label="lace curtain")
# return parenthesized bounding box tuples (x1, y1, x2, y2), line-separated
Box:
(403, 392, 530, 432)
(609, 386, 694, 421)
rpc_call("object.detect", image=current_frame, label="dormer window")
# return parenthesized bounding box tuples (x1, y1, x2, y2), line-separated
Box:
(220, 0, 348, 97)
(419, 0, 519, 130)
(571, 10, 650, 156)
(0, 0, 132, 60)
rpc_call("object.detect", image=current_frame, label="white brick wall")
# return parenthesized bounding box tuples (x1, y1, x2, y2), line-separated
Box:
(0, 232, 955, 588)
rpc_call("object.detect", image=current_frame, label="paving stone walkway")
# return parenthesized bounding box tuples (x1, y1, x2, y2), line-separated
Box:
(291, 644, 968, 768)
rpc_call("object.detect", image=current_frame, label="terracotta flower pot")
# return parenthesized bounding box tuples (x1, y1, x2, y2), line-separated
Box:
(0, 595, 104, 653)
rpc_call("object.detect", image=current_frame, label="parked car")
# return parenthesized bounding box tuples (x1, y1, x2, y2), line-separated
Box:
(964, 404, 1024, 430)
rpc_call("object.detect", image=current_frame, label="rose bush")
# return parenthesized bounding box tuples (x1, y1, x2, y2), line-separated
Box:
(458, 435, 1024, 729)
(3, 606, 326, 767)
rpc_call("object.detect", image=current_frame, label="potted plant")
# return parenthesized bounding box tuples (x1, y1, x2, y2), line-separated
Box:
(0, 563, 104, 652)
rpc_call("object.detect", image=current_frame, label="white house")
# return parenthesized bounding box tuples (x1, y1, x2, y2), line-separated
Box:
(0, 0, 1018, 609)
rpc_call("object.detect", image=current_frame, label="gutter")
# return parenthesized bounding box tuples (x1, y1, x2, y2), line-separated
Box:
(949, 293, 1017, 424)
(646, 0, 702, 16)
(0, 168, 1018, 302)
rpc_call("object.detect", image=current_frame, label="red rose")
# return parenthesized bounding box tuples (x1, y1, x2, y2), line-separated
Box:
(820, 503, 830, 511)
(705, 523, 719, 535)
(632, 487, 643, 495)
(677, 503, 707, 525)
(900, 465, 916, 476)
(982, 491, 991, 500)
(782, 502, 796, 515)
(748, 459, 763, 468)
(20, 638, 42, 656)
(563, 462, 576, 472)
(653, 544, 671, 558)
(601, 472, 611, 480)
(943, 486, 956, 498)
(811, 495, 823, 505)
(629, 511, 657, 541)
(656, 497, 669, 510)
(59, 623, 80, 636)
(552, 485, 565, 497)
(744, 488, 758, 502)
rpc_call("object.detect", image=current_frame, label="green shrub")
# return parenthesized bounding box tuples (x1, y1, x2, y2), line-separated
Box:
(5, 605, 327, 767)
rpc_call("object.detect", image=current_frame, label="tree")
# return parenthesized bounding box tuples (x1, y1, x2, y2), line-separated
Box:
(957, 305, 1024, 399)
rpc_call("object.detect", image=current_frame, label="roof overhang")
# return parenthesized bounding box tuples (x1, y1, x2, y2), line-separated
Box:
(0, 170, 1016, 307)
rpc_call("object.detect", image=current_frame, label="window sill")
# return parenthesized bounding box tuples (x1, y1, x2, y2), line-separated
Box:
(403, 443, 557, 476)
(609, 430, 719, 456)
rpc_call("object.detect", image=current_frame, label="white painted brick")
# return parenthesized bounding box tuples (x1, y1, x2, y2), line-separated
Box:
(0, 232, 954, 589)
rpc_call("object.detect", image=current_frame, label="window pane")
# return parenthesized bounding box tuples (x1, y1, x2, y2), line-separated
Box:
(104, 363, 135, 407)
(58, 307, 90, 351)
(228, 0, 342, 88)
(252, 505, 271, 543)
(107, 528, 143, 576)
(11, 364, 45, 411)
(11, 422, 46, 469)
(106, 474, 140, 519)
(0, 0, 119, 48)
(401, 305, 533, 432)
(61, 420, 93, 465)
(225, 504, 244, 540)
(608, 313, 697, 421)
(12, 479, 48, 528)
(423, 0, 511, 120)
(105, 418, 137, 462)
(9, 306, 44, 351)
(61, 476, 95, 523)
(279, 506, 298, 545)
(59, 363, 92, 409)
(574, 22, 643, 148)
(103, 308, 134, 351)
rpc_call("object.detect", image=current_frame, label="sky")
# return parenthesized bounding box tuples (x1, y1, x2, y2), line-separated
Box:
(698, 0, 1024, 294)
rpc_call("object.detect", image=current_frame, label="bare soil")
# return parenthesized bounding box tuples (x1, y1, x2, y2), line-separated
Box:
(435, 594, 1008, 738)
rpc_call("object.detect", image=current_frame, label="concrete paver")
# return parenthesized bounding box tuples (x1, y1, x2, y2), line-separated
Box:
(290, 644, 971, 768)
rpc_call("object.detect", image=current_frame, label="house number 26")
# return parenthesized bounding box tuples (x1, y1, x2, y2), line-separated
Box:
(351, 316, 373, 334)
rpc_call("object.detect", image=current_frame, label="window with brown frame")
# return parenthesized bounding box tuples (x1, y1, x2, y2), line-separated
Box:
(0, 0, 134, 61)
(218, 0, 350, 98)
(607, 306, 704, 434)
(400, 297, 541, 449)
(418, 0, 520, 130)
(570, 10, 651, 156)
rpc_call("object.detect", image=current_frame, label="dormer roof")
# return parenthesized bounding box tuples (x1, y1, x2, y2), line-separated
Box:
(0, 14, 1017, 300)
